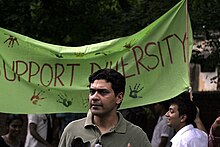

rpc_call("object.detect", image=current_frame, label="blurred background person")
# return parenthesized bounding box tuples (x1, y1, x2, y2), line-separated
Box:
(25, 114, 57, 147)
(0, 114, 24, 147)
(209, 116, 220, 147)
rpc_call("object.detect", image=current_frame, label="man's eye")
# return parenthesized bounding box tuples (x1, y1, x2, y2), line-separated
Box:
(170, 110, 174, 113)
(168, 108, 174, 113)
(98, 90, 109, 95)
(89, 89, 110, 95)
(89, 89, 96, 95)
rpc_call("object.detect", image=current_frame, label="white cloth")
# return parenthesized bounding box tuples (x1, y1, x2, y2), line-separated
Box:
(25, 114, 48, 147)
(171, 124, 208, 147)
(151, 115, 174, 147)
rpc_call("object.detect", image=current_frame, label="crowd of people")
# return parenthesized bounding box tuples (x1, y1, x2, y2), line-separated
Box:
(0, 68, 219, 147)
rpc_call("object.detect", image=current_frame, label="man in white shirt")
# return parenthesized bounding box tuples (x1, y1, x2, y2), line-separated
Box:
(165, 94, 208, 147)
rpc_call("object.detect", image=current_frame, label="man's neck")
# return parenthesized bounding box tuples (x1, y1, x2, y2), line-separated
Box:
(93, 113, 119, 134)
(175, 123, 187, 132)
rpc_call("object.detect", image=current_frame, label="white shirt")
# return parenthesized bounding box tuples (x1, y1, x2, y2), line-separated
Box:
(171, 124, 208, 147)
(25, 114, 48, 147)
(151, 115, 174, 147)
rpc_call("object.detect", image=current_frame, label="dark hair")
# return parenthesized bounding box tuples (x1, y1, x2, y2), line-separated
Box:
(6, 114, 24, 127)
(89, 68, 126, 108)
(170, 94, 197, 125)
(158, 100, 171, 110)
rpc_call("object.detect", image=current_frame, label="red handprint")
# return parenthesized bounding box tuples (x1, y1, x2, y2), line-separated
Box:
(30, 89, 46, 106)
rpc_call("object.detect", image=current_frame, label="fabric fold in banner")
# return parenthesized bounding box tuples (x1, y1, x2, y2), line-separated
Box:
(0, 0, 192, 114)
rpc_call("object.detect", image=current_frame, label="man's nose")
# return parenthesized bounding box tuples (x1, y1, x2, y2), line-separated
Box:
(91, 91, 100, 100)
(165, 111, 169, 117)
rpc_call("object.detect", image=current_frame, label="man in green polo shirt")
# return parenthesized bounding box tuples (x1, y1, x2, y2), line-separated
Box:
(58, 68, 151, 147)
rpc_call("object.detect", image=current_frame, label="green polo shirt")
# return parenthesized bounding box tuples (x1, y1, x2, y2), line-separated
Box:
(59, 110, 152, 147)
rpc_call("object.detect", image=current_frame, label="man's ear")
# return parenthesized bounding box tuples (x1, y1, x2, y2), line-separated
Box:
(116, 92, 123, 105)
(180, 114, 187, 123)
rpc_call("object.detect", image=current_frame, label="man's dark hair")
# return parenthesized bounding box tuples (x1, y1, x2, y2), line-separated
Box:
(170, 93, 197, 125)
(89, 68, 126, 96)
(89, 68, 126, 108)
(158, 100, 171, 110)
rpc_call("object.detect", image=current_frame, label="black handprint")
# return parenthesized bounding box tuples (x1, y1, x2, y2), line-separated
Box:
(4, 34, 19, 47)
(129, 83, 144, 98)
(57, 93, 73, 107)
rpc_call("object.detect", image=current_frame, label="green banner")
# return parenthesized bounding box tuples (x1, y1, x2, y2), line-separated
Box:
(0, 0, 192, 114)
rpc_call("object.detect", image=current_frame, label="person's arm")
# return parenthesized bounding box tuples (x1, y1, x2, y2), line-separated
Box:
(29, 123, 53, 147)
(51, 116, 61, 146)
(158, 137, 169, 147)
(194, 106, 207, 133)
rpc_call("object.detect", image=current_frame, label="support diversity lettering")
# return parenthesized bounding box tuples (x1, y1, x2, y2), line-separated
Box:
(0, 33, 187, 87)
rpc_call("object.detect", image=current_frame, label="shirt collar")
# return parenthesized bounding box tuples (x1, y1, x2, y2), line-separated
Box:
(171, 124, 194, 143)
(84, 109, 127, 133)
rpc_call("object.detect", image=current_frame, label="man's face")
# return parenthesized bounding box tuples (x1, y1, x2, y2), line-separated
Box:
(89, 79, 122, 116)
(165, 104, 182, 131)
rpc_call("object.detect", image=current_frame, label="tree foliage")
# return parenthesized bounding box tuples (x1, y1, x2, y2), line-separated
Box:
(189, 0, 220, 32)
(0, 0, 183, 46)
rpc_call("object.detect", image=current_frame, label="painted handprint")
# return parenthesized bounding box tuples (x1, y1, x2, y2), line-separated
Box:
(129, 83, 144, 98)
(123, 39, 137, 50)
(57, 93, 73, 107)
(4, 34, 19, 47)
(30, 89, 46, 106)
